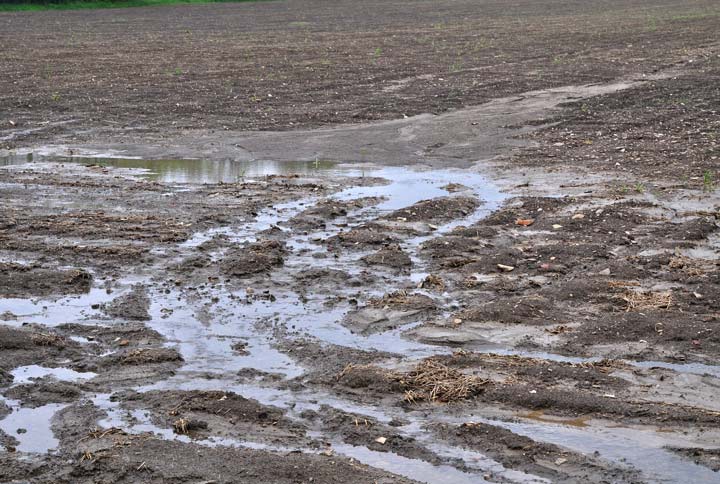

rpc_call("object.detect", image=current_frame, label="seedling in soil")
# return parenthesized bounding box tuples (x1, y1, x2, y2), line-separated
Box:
(703, 170, 715, 192)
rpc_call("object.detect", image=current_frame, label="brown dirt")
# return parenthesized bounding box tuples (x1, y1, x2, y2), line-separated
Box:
(221, 239, 287, 277)
(362, 244, 412, 269)
(0, 264, 91, 298)
(2, 0, 719, 148)
(383, 196, 479, 224)
(101, 285, 151, 321)
(2, 0, 720, 482)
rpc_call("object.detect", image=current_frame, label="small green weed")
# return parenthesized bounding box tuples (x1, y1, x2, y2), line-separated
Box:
(703, 171, 715, 192)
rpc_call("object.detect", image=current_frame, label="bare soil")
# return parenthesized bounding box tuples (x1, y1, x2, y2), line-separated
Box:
(2, 0, 720, 483)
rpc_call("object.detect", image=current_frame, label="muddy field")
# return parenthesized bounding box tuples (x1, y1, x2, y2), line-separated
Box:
(1, 0, 720, 483)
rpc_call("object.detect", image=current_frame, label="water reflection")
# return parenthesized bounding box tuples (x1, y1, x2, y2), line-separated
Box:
(0, 153, 338, 184)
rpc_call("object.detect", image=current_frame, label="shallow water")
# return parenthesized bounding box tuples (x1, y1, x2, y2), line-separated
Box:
(2, 154, 720, 483)
(0, 397, 66, 453)
(10, 365, 96, 385)
(0, 152, 339, 183)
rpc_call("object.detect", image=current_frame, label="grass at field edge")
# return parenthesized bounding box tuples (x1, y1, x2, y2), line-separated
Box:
(0, 0, 265, 12)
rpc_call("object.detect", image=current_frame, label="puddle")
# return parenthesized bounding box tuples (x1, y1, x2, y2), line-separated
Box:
(0, 366, 93, 453)
(10, 365, 96, 386)
(0, 152, 340, 184)
(0, 287, 116, 327)
(520, 410, 589, 428)
(0, 397, 66, 453)
(330, 443, 492, 484)
(423, 443, 550, 483)
(482, 417, 720, 483)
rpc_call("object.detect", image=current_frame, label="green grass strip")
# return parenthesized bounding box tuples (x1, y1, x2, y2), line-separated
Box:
(0, 0, 264, 12)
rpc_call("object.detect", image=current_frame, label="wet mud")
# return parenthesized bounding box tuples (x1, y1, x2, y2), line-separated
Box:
(2, 1, 720, 483)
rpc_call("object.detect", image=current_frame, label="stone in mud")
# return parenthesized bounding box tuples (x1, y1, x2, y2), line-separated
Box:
(222, 239, 286, 277)
(102, 285, 151, 321)
(362, 244, 412, 269)
(0, 263, 92, 298)
(383, 196, 479, 223)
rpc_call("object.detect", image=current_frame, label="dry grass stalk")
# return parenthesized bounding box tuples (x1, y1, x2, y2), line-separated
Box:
(120, 348, 181, 365)
(337, 363, 395, 381)
(545, 324, 571, 335)
(420, 274, 445, 291)
(369, 290, 409, 308)
(173, 418, 190, 435)
(607, 280, 640, 288)
(576, 359, 622, 373)
(400, 360, 488, 403)
(81, 427, 126, 441)
(620, 290, 672, 312)
(668, 255, 711, 277)
(31, 332, 66, 347)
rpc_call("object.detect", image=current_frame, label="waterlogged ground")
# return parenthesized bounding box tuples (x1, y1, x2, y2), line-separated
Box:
(1, 129, 719, 483)
(1, 1, 720, 483)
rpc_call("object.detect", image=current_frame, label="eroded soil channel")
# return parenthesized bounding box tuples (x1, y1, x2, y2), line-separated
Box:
(2, 75, 720, 483)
